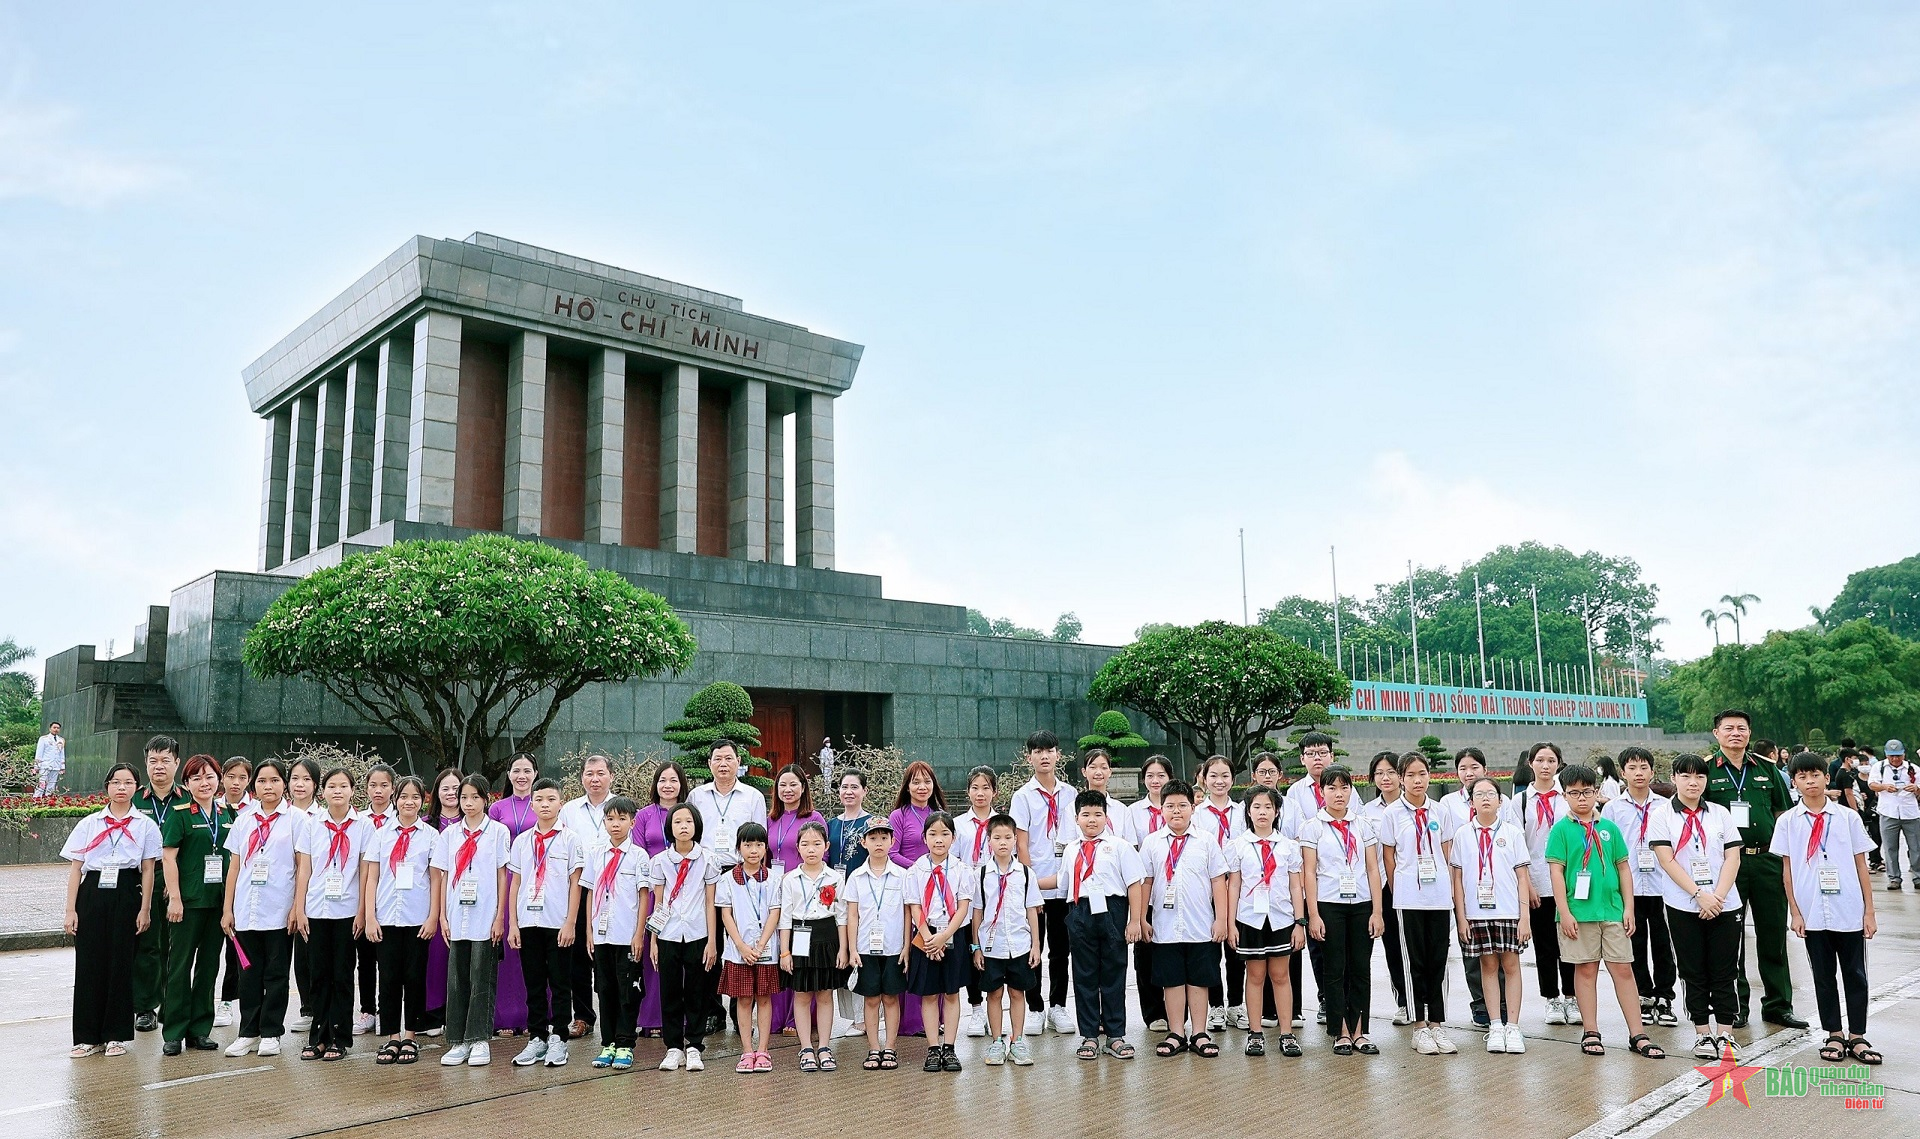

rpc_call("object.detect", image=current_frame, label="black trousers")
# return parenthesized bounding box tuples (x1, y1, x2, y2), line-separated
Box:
(594, 944, 640, 1048)
(1208, 948, 1245, 1008)
(236, 928, 293, 1039)
(658, 937, 712, 1050)
(374, 927, 429, 1035)
(1400, 908, 1451, 1024)
(1631, 894, 1677, 1001)
(1667, 905, 1741, 1028)
(569, 899, 596, 1027)
(1804, 928, 1869, 1036)
(1316, 901, 1374, 1034)
(72, 872, 142, 1046)
(355, 931, 378, 1015)
(304, 917, 356, 1050)
(1527, 896, 1576, 998)
(518, 925, 573, 1038)
(1066, 897, 1128, 1038)
(1025, 898, 1071, 1010)
(1379, 884, 1407, 1009)
(219, 936, 242, 1002)
(1864, 809, 1883, 866)
(1291, 934, 1328, 1020)
(293, 932, 312, 1016)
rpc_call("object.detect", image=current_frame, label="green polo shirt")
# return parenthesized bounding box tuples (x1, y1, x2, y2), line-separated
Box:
(135, 785, 190, 897)
(1705, 753, 1791, 850)
(1544, 814, 1629, 922)
(161, 800, 236, 909)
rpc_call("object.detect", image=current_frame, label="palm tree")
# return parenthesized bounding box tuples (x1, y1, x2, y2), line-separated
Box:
(0, 636, 32, 672)
(1701, 608, 1724, 647)
(1719, 593, 1761, 644)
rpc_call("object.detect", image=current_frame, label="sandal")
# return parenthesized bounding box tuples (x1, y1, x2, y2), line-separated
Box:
(799, 1047, 819, 1073)
(1245, 1033, 1266, 1057)
(68, 1044, 102, 1058)
(1626, 1033, 1665, 1060)
(1332, 1036, 1355, 1056)
(1581, 1031, 1606, 1056)
(1106, 1038, 1135, 1059)
(817, 1048, 836, 1072)
(1155, 1033, 1187, 1057)
(1819, 1034, 1847, 1063)
(396, 1040, 420, 1065)
(863, 1049, 883, 1071)
(103, 1043, 128, 1057)
(375, 1040, 402, 1065)
(1076, 1038, 1100, 1060)
(1355, 1036, 1379, 1055)
(321, 1045, 346, 1062)
(300, 1045, 321, 1061)
(1846, 1037, 1883, 1066)
(1277, 1034, 1303, 1057)
(922, 1047, 943, 1073)
(1191, 1032, 1220, 1057)
(879, 1048, 898, 1070)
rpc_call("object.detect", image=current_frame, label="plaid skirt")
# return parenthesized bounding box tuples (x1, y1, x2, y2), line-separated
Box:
(719, 961, 783, 998)
(1461, 918, 1522, 956)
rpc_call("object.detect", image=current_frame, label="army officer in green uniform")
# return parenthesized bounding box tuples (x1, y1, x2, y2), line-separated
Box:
(160, 754, 237, 1053)
(1704, 709, 1807, 1030)
(133, 735, 190, 1033)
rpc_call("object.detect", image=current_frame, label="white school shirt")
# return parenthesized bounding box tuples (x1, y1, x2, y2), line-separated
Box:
(779, 864, 848, 927)
(1601, 791, 1669, 898)
(1226, 831, 1301, 929)
(429, 819, 512, 941)
(688, 781, 768, 867)
(1869, 760, 1920, 820)
(508, 825, 585, 930)
(583, 840, 649, 945)
(1011, 778, 1073, 900)
(1434, 787, 1478, 839)
(716, 866, 783, 964)
(1504, 784, 1570, 896)
(1768, 803, 1873, 932)
(1062, 833, 1148, 905)
(559, 793, 615, 856)
(905, 854, 973, 929)
(955, 810, 997, 867)
(295, 812, 372, 920)
(1195, 796, 1244, 848)
(973, 859, 1042, 959)
(847, 861, 911, 956)
(1128, 796, 1169, 846)
(1298, 810, 1379, 905)
(363, 821, 434, 928)
(1379, 798, 1454, 910)
(1282, 777, 1328, 839)
(1448, 819, 1528, 921)
(1646, 801, 1743, 914)
(648, 845, 720, 943)
(61, 807, 163, 873)
(1142, 828, 1226, 944)
(223, 803, 301, 931)
(1087, 791, 1139, 845)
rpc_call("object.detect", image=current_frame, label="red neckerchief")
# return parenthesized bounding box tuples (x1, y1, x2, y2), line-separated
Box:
(530, 828, 562, 893)
(1255, 837, 1278, 888)
(925, 861, 956, 918)
(1410, 804, 1430, 857)
(389, 823, 420, 874)
(1164, 833, 1189, 882)
(1207, 804, 1232, 844)
(1072, 839, 1098, 900)
(1533, 788, 1559, 831)
(323, 818, 353, 870)
(244, 808, 280, 863)
(971, 816, 989, 862)
(1037, 785, 1061, 834)
(1147, 804, 1164, 834)
(1676, 806, 1705, 853)
(80, 813, 134, 854)
(594, 847, 626, 916)
(453, 825, 484, 881)
(1805, 810, 1829, 861)
(1327, 817, 1357, 863)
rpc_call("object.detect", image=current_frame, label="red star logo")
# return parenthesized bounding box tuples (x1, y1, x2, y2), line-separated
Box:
(1695, 1044, 1764, 1108)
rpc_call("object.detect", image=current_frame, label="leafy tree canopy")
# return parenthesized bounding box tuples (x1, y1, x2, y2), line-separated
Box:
(967, 608, 1083, 642)
(1819, 554, 1920, 639)
(243, 534, 697, 780)
(1077, 709, 1150, 752)
(1088, 621, 1351, 772)
(663, 681, 763, 759)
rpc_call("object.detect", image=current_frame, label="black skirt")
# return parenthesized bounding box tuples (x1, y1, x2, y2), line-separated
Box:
(906, 928, 974, 996)
(784, 916, 848, 993)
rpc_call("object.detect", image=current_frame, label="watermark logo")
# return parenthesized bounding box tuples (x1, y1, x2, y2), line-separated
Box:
(1694, 1050, 1762, 1108)
(1763, 1062, 1885, 1111)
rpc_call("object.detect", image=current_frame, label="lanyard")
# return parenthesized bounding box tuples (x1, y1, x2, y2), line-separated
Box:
(1038, 787, 1061, 834)
(195, 800, 223, 850)
(711, 786, 741, 827)
(774, 813, 798, 860)
(142, 788, 174, 830)
(1252, 837, 1278, 890)
(667, 855, 696, 904)
(1628, 797, 1652, 843)
(244, 810, 279, 864)
(971, 815, 990, 862)
(531, 828, 560, 892)
(863, 871, 888, 922)
(1476, 825, 1496, 883)
(991, 867, 1015, 927)
(736, 866, 770, 929)
(1326, 818, 1357, 865)
(1576, 819, 1602, 870)
(1727, 761, 1750, 799)
(1805, 811, 1831, 861)
(80, 813, 134, 855)
(1409, 804, 1430, 857)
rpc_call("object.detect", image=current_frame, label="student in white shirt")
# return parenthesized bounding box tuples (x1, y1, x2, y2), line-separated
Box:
(582, 796, 649, 1071)
(906, 812, 974, 1072)
(1283, 734, 1337, 1028)
(1649, 754, 1743, 1060)
(1195, 755, 1246, 1033)
(954, 766, 999, 1038)
(1361, 751, 1411, 1030)
(362, 776, 437, 1065)
(1449, 776, 1533, 1055)
(686, 740, 767, 1034)
(283, 756, 323, 1036)
(1443, 746, 1507, 1028)
(429, 775, 512, 1067)
(969, 814, 1042, 1066)
(1011, 729, 1075, 1035)
(782, 820, 851, 1071)
(220, 760, 299, 1057)
(716, 821, 783, 1073)
(847, 819, 911, 1069)
(1380, 753, 1457, 1055)
(1062, 788, 1149, 1058)
(351, 764, 397, 1037)
(1081, 748, 1139, 846)
(1225, 787, 1304, 1059)
(649, 803, 720, 1071)
(63, 763, 163, 1057)
(1505, 742, 1576, 1025)
(1773, 755, 1880, 1066)
(1602, 747, 1679, 1027)
(506, 778, 585, 1067)
(291, 768, 373, 1061)
(1299, 764, 1385, 1056)
(1128, 755, 1175, 1034)
(561, 752, 617, 1039)
(1142, 780, 1229, 1058)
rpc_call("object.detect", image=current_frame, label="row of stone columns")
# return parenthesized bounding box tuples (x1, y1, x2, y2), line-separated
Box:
(259, 310, 834, 571)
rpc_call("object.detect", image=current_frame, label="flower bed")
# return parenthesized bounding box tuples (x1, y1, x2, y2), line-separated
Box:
(0, 793, 107, 818)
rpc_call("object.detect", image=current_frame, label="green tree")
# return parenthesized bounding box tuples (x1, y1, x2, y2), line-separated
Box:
(243, 534, 697, 779)
(1087, 621, 1351, 773)
(1657, 620, 1920, 744)
(965, 609, 1045, 639)
(662, 681, 767, 788)
(1821, 554, 1920, 638)
(1051, 613, 1084, 643)
(1077, 709, 1150, 752)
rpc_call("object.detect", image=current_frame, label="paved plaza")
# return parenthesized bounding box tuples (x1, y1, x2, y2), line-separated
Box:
(2, 865, 1915, 1137)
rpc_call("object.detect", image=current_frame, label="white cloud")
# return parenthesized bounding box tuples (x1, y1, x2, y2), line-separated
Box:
(0, 102, 181, 208)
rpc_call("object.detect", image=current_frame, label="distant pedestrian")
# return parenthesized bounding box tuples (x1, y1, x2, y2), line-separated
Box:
(34, 722, 65, 797)
(1866, 741, 1920, 890)
(817, 737, 836, 787)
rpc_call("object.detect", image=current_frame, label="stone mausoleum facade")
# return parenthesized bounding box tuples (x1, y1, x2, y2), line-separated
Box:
(45, 234, 1149, 786)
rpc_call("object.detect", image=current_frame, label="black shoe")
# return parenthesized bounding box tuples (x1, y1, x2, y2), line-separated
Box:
(940, 1043, 962, 1072)
(923, 1047, 944, 1072)
(1765, 1011, 1809, 1029)
(705, 1014, 724, 1037)
(1730, 1013, 1749, 1030)
(186, 1035, 219, 1051)
(135, 1012, 158, 1033)
(1472, 1010, 1491, 1028)
(162, 1039, 183, 1056)
(1889, 881, 1904, 891)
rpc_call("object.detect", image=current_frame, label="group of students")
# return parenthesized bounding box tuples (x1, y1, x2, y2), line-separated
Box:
(61, 714, 1886, 1074)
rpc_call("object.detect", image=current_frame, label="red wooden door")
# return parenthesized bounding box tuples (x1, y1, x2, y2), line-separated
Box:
(750, 706, 796, 775)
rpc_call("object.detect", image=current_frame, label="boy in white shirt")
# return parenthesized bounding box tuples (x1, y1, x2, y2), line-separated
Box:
(1142, 780, 1229, 1057)
(582, 796, 649, 1071)
(1601, 747, 1679, 1026)
(970, 815, 1042, 1065)
(846, 819, 911, 1069)
(506, 778, 585, 1067)
(1011, 729, 1075, 1035)
(1771, 755, 1879, 1066)
(1062, 789, 1149, 1058)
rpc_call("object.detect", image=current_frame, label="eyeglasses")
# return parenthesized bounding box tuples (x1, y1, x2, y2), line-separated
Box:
(1564, 788, 1599, 798)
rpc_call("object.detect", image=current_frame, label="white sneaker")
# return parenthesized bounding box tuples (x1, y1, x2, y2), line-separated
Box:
(545, 1035, 569, 1066)
(1148, 1018, 1169, 1033)
(1413, 1027, 1438, 1054)
(441, 1043, 471, 1066)
(1048, 1006, 1074, 1034)
(422, 1025, 444, 1037)
(288, 1015, 313, 1032)
(1431, 1027, 1458, 1054)
(684, 1047, 703, 1071)
(353, 1012, 376, 1035)
(838, 1020, 866, 1038)
(513, 1037, 549, 1066)
(1486, 1024, 1508, 1053)
(1543, 997, 1566, 1025)
(1206, 1006, 1227, 1032)
(1262, 1015, 1279, 1028)
(985, 1037, 1007, 1065)
(213, 1001, 236, 1028)
(1023, 1013, 1044, 1036)
(659, 1047, 684, 1071)
(1504, 1024, 1526, 1054)
(257, 1036, 280, 1057)
(1392, 1006, 1413, 1026)
(1227, 1005, 1250, 1030)
(1692, 1034, 1719, 1061)
(1009, 1037, 1034, 1066)
(468, 1042, 491, 1066)
(223, 1036, 257, 1057)
(964, 1004, 987, 1037)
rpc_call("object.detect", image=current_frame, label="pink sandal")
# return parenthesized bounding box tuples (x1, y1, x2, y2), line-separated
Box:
(736, 1052, 756, 1073)
(753, 1051, 773, 1072)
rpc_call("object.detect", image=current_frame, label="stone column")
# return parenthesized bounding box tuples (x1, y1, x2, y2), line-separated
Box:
(258, 408, 291, 570)
(310, 370, 347, 551)
(503, 331, 547, 537)
(728, 377, 768, 562)
(406, 311, 461, 525)
(658, 363, 700, 554)
(284, 387, 319, 563)
(584, 348, 625, 545)
(766, 401, 786, 565)
(372, 333, 413, 525)
(340, 354, 378, 538)
(795, 391, 835, 570)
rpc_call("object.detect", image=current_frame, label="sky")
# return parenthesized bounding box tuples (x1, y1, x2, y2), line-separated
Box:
(3, 2, 1917, 675)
